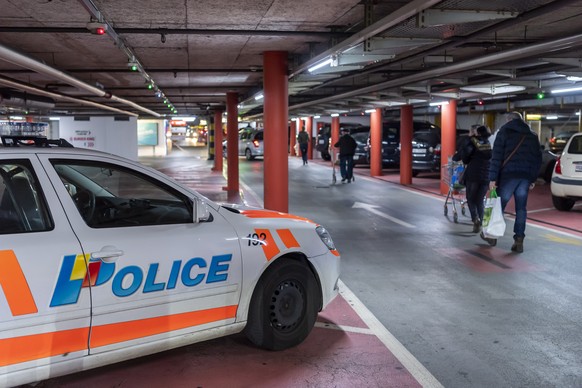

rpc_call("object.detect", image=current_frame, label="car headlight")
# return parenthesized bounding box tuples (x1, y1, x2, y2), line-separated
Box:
(315, 225, 336, 251)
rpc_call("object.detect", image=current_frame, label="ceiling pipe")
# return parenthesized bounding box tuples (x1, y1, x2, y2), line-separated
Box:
(0, 76, 138, 117)
(289, 32, 582, 111)
(0, 27, 350, 38)
(289, 0, 445, 78)
(0, 43, 160, 117)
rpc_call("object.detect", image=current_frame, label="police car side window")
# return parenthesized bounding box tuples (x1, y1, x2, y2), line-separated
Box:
(0, 160, 54, 234)
(51, 160, 192, 228)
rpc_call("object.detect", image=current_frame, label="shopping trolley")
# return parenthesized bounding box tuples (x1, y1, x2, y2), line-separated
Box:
(442, 160, 466, 223)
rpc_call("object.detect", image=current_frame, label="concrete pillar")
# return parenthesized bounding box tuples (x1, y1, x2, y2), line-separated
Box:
(440, 99, 457, 195)
(370, 108, 383, 177)
(212, 110, 223, 172)
(289, 119, 297, 156)
(263, 51, 289, 213)
(226, 92, 239, 194)
(306, 116, 314, 160)
(400, 105, 413, 185)
(331, 116, 340, 162)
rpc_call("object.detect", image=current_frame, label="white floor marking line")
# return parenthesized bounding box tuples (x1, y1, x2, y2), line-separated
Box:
(239, 180, 264, 207)
(339, 279, 444, 388)
(314, 321, 374, 335)
(352, 201, 415, 228)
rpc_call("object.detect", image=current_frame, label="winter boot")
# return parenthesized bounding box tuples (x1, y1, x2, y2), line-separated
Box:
(511, 236, 524, 253)
(480, 231, 497, 246)
(472, 219, 481, 233)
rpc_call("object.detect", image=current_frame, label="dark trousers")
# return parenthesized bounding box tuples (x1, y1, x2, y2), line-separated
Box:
(300, 144, 308, 164)
(339, 155, 354, 180)
(465, 180, 489, 222)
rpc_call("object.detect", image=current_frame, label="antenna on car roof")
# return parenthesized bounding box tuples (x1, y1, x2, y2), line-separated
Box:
(1, 136, 74, 148)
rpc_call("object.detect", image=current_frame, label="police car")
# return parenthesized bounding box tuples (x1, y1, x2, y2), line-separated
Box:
(0, 136, 340, 387)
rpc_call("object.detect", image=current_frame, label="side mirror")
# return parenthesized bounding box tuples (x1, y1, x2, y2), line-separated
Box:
(192, 197, 211, 223)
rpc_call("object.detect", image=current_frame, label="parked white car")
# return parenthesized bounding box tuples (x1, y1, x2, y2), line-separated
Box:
(223, 128, 264, 160)
(0, 136, 339, 387)
(550, 132, 582, 211)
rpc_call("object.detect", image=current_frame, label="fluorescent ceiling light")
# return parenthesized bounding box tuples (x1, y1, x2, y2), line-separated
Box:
(314, 115, 321, 119)
(330, 113, 340, 117)
(254, 94, 264, 101)
(9, 116, 24, 120)
(171, 116, 196, 122)
(365, 109, 376, 113)
(429, 101, 449, 106)
(566, 76, 582, 81)
(551, 86, 582, 94)
(460, 84, 526, 94)
(546, 115, 558, 120)
(49, 117, 60, 121)
(308, 58, 333, 73)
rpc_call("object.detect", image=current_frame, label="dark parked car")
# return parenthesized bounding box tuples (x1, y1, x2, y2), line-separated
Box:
(316, 123, 365, 161)
(352, 129, 370, 166)
(411, 129, 471, 176)
(366, 120, 440, 166)
(548, 131, 578, 154)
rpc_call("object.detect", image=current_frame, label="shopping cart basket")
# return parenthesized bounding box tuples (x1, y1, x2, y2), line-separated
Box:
(442, 160, 466, 223)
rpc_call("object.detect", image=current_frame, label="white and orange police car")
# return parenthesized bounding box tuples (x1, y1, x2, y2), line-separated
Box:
(0, 136, 340, 387)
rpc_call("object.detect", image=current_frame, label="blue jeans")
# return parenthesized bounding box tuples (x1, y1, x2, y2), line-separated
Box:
(496, 177, 531, 239)
(300, 144, 308, 163)
(339, 155, 354, 180)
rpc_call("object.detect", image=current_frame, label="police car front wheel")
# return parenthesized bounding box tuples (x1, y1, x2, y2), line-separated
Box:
(244, 258, 319, 350)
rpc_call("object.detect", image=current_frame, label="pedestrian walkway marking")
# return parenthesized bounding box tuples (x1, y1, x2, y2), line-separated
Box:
(339, 280, 444, 388)
(352, 201, 415, 228)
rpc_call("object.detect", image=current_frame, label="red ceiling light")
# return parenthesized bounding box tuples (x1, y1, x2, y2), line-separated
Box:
(87, 21, 108, 35)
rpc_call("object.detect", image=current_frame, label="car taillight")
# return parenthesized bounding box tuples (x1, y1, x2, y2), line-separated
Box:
(550, 137, 556, 145)
(555, 156, 562, 175)
(434, 145, 441, 155)
(253, 140, 260, 148)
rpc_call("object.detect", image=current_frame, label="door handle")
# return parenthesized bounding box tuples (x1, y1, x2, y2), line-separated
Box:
(91, 245, 124, 263)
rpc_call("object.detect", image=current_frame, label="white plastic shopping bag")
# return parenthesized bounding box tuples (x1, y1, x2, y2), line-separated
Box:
(482, 188, 506, 238)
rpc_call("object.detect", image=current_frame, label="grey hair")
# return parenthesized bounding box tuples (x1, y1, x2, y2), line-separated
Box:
(506, 111, 523, 121)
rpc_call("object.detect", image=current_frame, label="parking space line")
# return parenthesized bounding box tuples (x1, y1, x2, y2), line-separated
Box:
(314, 321, 374, 335)
(339, 279, 444, 388)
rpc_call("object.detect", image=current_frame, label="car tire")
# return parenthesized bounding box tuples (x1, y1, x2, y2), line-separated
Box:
(412, 169, 420, 177)
(245, 149, 254, 160)
(552, 195, 575, 211)
(321, 151, 331, 161)
(244, 258, 319, 350)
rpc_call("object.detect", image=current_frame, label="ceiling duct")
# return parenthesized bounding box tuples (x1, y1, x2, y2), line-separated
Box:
(0, 89, 55, 109)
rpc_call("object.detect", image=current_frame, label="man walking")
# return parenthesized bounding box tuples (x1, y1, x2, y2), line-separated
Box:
(334, 128, 358, 183)
(481, 112, 542, 252)
(297, 127, 310, 165)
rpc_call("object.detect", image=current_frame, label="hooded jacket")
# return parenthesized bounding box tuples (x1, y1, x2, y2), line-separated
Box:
(488, 118, 542, 183)
(453, 136, 492, 184)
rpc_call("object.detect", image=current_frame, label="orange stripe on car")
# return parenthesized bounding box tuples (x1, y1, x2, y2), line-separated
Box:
(255, 228, 280, 261)
(240, 209, 314, 223)
(277, 229, 300, 249)
(0, 249, 38, 316)
(0, 305, 237, 367)
(90, 305, 238, 348)
(0, 327, 89, 367)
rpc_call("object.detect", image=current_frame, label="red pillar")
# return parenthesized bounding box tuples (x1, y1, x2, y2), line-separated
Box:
(289, 120, 297, 156)
(263, 51, 289, 212)
(306, 116, 313, 160)
(440, 99, 458, 194)
(331, 116, 340, 162)
(370, 108, 383, 177)
(400, 105, 413, 185)
(213, 110, 223, 172)
(226, 92, 239, 194)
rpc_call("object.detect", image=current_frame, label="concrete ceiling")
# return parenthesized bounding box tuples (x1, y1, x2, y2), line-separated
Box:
(1, 0, 582, 120)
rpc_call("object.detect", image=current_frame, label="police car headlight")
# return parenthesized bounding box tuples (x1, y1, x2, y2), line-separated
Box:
(316, 226, 336, 250)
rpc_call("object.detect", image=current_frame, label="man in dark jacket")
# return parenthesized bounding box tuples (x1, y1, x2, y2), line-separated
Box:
(334, 128, 357, 183)
(481, 112, 542, 252)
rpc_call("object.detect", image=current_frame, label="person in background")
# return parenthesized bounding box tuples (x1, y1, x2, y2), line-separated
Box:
(453, 125, 492, 233)
(481, 112, 542, 252)
(297, 127, 310, 165)
(334, 128, 357, 183)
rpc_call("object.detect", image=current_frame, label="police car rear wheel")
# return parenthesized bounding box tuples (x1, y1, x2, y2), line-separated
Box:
(244, 259, 318, 350)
